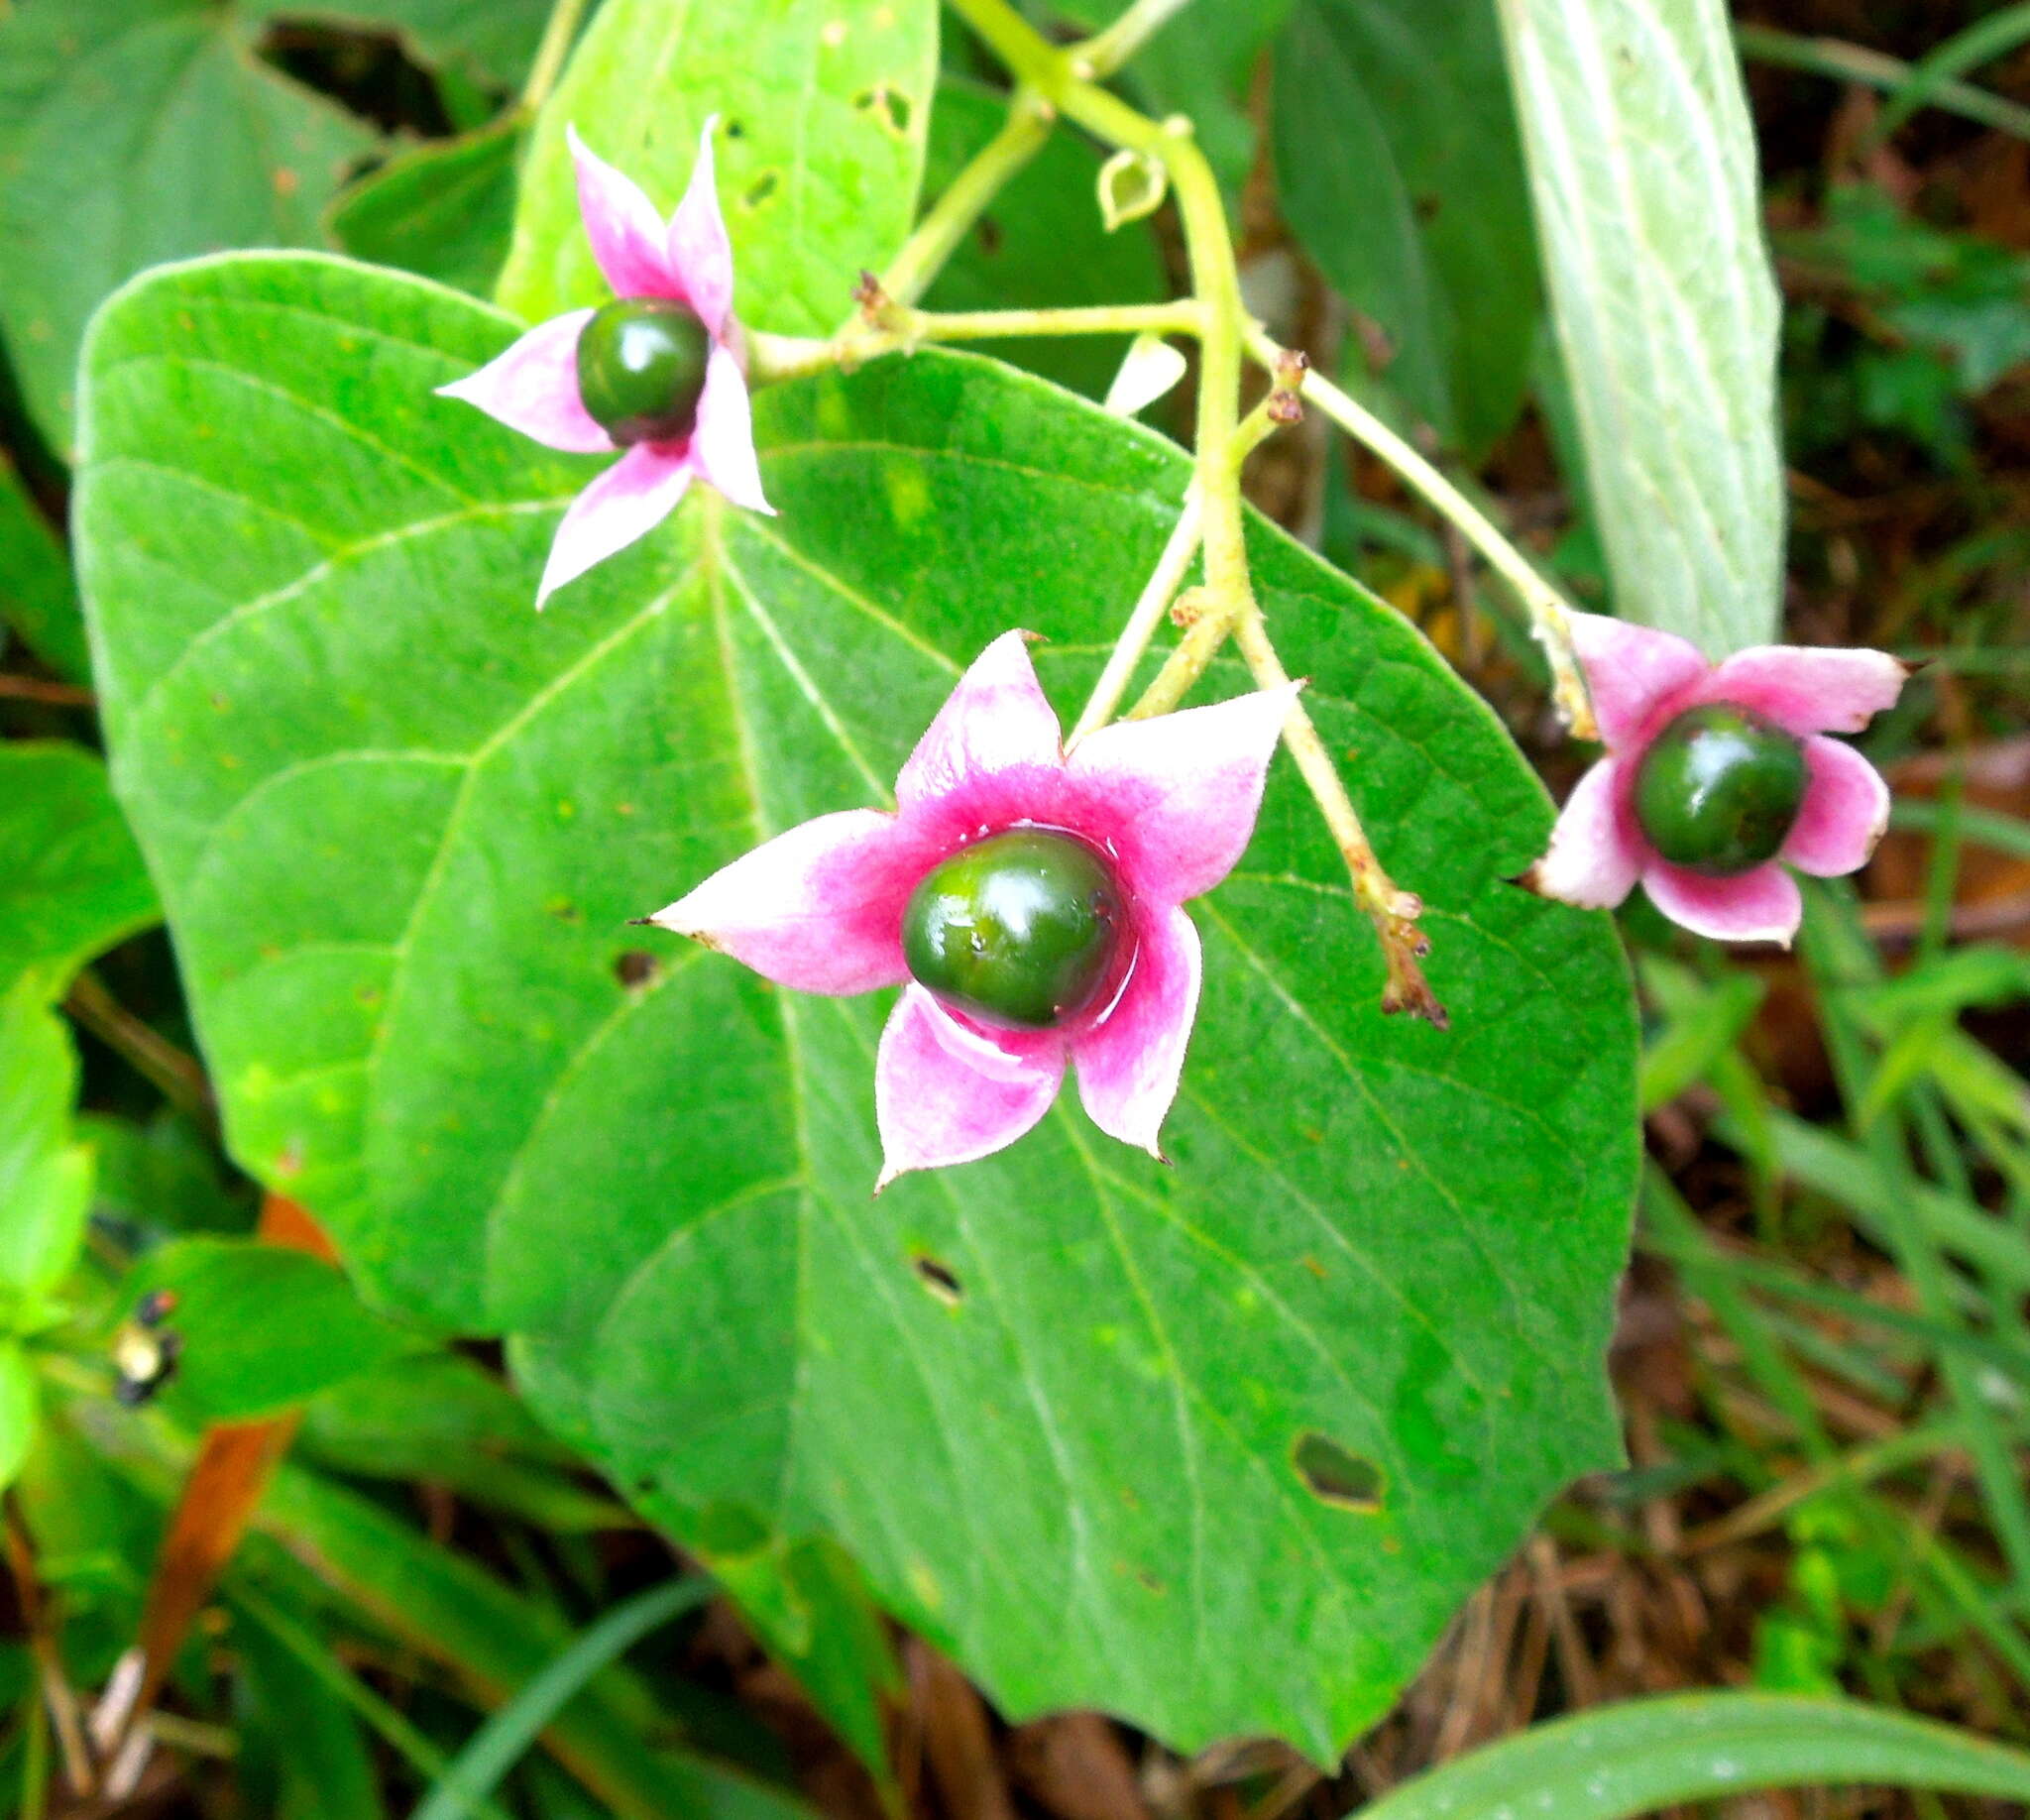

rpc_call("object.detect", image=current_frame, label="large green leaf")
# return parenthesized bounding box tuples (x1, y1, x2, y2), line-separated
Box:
(1351, 1692, 2030, 1819)
(0, 976, 93, 1318)
(496, 0, 938, 335)
(1494, 0, 1783, 655)
(1273, 0, 1538, 455)
(0, 0, 379, 455)
(0, 452, 88, 681)
(76, 251, 1638, 1758)
(0, 742, 161, 1001)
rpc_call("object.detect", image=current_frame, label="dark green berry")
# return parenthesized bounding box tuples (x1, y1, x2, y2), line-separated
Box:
(1635, 703, 1808, 875)
(902, 829, 1125, 1031)
(575, 297, 711, 446)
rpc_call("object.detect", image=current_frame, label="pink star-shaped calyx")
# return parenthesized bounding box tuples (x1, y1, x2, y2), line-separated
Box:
(1524, 611, 1909, 947)
(647, 631, 1297, 1186)
(437, 119, 772, 607)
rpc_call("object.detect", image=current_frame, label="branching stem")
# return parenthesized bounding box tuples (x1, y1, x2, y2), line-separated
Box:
(1241, 326, 1598, 740)
(1071, 0, 1199, 77)
(727, 0, 1459, 1018)
(940, 0, 1443, 1019)
(1069, 484, 1203, 743)
(869, 86, 1056, 313)
(749, 298, 1200, 385)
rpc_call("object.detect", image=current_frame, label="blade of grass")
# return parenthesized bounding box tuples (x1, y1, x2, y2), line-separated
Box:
(1640, 1167, 2027, 1679)
(231, 1588, 503, 1820)
(1345, 1691, 2030, 1818)
(1801, 883, 2030, 1603)
(1677, 1421, 1962, 1554)
(1867, 1, 2030, 144)
(1890, 798, 2030, 861)
(1719, 1109, 2030, 1300)
(69, 1397, 812, 1820)
(412, 1577, 713, 1820)
(1736, 24, 2030, 142)
(1643, 1237, 2030, 1385)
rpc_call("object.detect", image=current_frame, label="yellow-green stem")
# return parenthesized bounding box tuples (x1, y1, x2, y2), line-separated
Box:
(1229, 614, 1445, 1025)
(1071, 0, 1199, 77)
(945, 0, 1253, 645)
(1070, 484, 1204, 741)
(749, 299, 1201, 385)
(943, 0, 1439, 1021)
(521, 0, 593, 111)
(866, 86, 1055, 316)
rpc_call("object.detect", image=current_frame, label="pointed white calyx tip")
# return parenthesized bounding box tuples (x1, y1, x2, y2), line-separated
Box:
(1103, 333, 1187, 417)
(640, 903, 697, 938)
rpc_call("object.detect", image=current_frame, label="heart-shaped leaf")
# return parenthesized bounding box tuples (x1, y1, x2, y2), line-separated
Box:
(495, 0, 938, 334)
(1495, 0, 1784, 655)
(77, 252, 1637, 1758)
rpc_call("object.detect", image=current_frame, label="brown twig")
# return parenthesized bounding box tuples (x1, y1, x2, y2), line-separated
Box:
(61, 972, 213, 1131)
(0, 673, 94, 707)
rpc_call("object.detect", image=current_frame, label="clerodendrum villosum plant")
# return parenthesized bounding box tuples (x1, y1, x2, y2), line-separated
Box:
(437, 3, 1905, 1176)
(63, 0, 1918, 1777)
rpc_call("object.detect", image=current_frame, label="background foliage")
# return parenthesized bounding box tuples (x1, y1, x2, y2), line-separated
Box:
(1, 0, 2028, 1816)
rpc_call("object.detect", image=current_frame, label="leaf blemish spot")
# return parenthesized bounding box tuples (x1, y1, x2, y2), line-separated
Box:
(911, 1252, 962, 1306)
(1293, 1431, 1385, 1513)
(614, 950, 662, 991)
(853, 85, 912, 140)
(743, 171, 780, 209)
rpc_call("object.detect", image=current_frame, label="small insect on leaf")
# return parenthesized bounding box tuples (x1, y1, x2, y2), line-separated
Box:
(112, 1290, 185, 1408)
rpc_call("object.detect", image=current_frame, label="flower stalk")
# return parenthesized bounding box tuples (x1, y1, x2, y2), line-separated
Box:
(936, 0, 1444, 1022)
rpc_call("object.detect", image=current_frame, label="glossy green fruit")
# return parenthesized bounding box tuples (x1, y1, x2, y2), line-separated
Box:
(902, 829, 1126, 1031)
(575, 297, 711, 445)
(1635, 703, 1808, 875)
